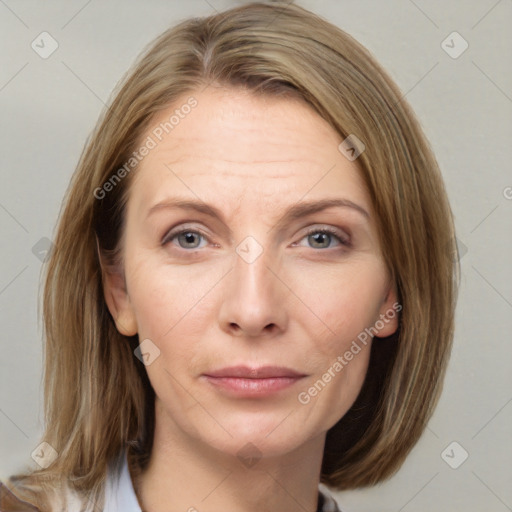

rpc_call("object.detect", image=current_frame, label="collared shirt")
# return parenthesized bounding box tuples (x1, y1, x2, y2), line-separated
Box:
(1, 451, 342, 511)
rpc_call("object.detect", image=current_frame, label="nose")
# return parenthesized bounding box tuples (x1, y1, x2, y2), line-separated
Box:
(217, 245, 288, 338)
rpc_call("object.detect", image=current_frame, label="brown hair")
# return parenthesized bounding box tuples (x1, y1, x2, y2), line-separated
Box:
(4, 2, 458, 509)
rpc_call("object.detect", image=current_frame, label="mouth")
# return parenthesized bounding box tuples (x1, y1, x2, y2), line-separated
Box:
(201, 365, 308, 398)
(204, 365, 306, 379)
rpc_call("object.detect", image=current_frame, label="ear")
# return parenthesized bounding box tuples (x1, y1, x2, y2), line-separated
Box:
(373, 281, 401, 338)
(97, 241, 138, 337)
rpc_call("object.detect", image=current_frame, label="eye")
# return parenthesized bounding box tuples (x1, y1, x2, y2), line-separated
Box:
(163, 228, 208, 250)
(296, 227, 349, 250)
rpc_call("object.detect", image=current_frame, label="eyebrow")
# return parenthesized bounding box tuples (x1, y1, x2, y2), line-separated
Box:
(146, 197, 369, 229)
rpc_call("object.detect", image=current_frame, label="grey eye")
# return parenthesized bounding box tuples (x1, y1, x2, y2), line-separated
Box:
(176, 231, 203, 249)
(307, 231, 333, 249)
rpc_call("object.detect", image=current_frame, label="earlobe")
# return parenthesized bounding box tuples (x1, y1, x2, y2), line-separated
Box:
(97, 241, 138, 337)
(102, 271, 138, 336)
(374, 283, 400, 338)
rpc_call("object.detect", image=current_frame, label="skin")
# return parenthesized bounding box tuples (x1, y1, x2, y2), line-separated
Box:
(103, 85, 398, 512)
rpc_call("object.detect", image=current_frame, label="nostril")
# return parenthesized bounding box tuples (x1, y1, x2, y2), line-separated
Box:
(264, 323, 276, 332)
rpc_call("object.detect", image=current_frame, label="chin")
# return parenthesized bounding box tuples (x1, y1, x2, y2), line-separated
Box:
(195, 410, 324, 462)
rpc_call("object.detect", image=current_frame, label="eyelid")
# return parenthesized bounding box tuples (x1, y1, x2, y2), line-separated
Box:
(300, 225, 351, 246)
(161, 223, 211, 246)
(161, 222, 351, 248)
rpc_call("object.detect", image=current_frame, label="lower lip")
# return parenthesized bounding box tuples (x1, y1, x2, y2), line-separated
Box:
(202, 376, 304, 397)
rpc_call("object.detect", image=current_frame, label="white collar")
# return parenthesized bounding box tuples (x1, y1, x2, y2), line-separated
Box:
(103, 451, 342, 512)
(103, 451, 142, 512)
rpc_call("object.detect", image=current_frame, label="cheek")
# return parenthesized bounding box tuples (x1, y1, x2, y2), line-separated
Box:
(125, 253, 222, 341)
(295, 261, 388, 346)
(317, 345, 372, 429)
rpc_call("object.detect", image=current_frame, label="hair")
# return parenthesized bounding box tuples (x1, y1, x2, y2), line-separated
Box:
(4, 2, 459, 510)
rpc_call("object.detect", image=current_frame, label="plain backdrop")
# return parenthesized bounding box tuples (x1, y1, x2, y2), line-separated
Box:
(1, 1, 511, 511)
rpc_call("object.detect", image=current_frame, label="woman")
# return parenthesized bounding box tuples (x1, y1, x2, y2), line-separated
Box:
(0, 2, 458, 511)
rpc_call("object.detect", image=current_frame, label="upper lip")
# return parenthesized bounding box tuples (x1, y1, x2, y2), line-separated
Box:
(203, 366, 306, 379)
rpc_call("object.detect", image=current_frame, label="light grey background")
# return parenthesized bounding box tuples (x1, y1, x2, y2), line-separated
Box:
(1, 1, 511, 511)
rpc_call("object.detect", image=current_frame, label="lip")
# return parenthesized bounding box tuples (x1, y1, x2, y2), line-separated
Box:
(204, 365, 306, 379)
(202, 366, 307, 398)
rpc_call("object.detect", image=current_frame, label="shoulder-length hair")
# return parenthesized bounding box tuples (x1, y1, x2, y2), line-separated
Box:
(6, 2, 458, 509)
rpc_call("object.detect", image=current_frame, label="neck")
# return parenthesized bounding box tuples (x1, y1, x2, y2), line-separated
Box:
(133, 401, 326, 512)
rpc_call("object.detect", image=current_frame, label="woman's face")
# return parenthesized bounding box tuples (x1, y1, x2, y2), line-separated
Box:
(105, 86, 398, 460)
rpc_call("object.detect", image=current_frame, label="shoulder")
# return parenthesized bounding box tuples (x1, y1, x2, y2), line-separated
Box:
(0, 451, 130, 512)
(0, 479, 93, 512)
(0, 481, 40, 511)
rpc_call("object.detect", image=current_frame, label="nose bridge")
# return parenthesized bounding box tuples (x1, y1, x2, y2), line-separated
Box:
(218, 237, 287, 336)
(233, 241, 272, 296)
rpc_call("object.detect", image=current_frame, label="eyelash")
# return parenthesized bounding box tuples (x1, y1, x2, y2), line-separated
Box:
(300, 226, 350, 248)
(162, 225, 350, 251)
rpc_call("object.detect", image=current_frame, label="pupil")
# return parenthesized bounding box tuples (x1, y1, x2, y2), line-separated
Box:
(311, 232, 329, 248)
(181, 232, 198, 247)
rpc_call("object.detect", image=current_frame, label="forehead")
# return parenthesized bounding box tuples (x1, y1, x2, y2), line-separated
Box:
(129, 86, 370, 215)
